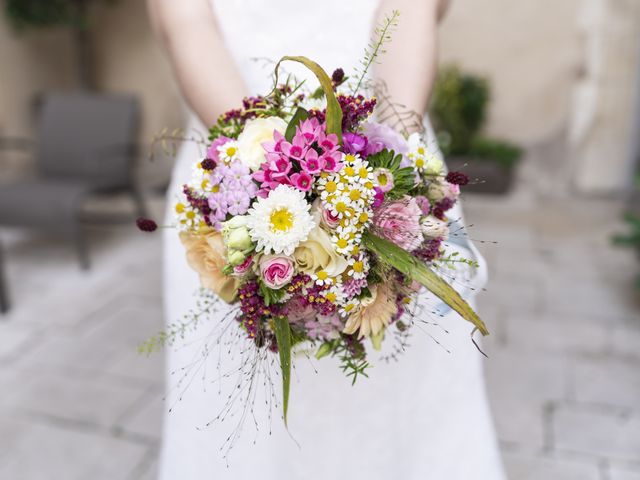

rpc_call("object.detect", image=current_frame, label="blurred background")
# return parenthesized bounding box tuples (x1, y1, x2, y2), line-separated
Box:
(1, 0, 639, 479)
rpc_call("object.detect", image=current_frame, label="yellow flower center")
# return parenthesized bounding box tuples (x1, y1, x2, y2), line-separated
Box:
(316, 270, 329, 281)
(364, 181, 374, 190)
(377, 173, 388, 186)
(336, 238, 349, 249)
(211, 185, 220, 193)
(349, 189, 361, 201)
(226, 146, 237, 157)
(359, 212, 369, 223)
(415, 158, 425, 168)
(325, 292, 337, 303)
(352, 261, 364, 273)
(186, 211, 196, 220)
(325, 181, 337, 193)
(269, 208, 294, 232)
(344, 166, 355, 177)
(345, 154, 356, 163)
(358, 168, 369, 179)
(418, 147, 425, 155)
(175, 203, 185, 214)
(351, 245, 360, 256)
(335, 202, 347, 214)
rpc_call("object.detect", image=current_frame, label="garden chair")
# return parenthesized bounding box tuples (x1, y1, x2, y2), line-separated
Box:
(0, 92, 144, 273)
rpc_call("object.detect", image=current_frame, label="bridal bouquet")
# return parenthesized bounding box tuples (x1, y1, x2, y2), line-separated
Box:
(139, 55, 488, 424)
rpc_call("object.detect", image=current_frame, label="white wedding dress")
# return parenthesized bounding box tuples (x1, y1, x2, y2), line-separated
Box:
(159, 1, 505, 479)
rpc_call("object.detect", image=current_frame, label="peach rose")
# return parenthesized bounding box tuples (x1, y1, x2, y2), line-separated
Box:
(179, 230, 239, 303)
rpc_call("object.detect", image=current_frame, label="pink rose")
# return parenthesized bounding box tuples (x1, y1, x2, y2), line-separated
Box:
(321, 206, 340, 229)
(259, 255, 294, 289)
(233, 255, 254, 276)
(373, 197, 423, 252)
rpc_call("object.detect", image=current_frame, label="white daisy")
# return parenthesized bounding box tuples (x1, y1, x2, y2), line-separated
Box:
(217, 140, 239, 164)
(245, 184, 315, 255)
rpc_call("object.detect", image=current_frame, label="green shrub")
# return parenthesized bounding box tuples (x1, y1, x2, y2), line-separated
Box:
(431, 65, 522, 170)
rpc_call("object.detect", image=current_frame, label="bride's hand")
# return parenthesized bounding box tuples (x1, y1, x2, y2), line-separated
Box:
(147, 0, 248, 126)
(375, 0, 450, 121)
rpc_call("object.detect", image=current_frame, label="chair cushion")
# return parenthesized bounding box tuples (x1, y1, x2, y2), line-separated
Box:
(0, 179, 90, 228)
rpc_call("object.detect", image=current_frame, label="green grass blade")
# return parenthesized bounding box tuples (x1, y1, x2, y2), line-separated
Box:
(274, 56, 343, 143)
(363, 232, 489, 336)
(273, 316, 292, 425)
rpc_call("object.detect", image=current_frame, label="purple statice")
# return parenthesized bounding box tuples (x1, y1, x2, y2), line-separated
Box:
(432, 197, 456, 220)
(304, 314, 342, 341)
(415, 238, 444, 263)
(237, 281, 265, 340)
(343, 277, 367, 299)
(183, 185, 213, 226)
(337, 94, 377, 131)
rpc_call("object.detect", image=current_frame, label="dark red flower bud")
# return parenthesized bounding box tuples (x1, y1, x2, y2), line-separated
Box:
(445, 171, 470, 186)
(332, 68, 345, 84)
(136, 217, 157, 232)
(200, 158, 216, 170)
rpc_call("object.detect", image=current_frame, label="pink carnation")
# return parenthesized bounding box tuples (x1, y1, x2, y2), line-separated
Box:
(373, 197, 423, 252)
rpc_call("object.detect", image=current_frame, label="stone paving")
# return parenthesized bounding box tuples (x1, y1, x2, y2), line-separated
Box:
(1, 153, 639, 479)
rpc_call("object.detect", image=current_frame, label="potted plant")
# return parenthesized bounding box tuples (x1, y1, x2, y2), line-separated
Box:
(430, 65, 522, 194)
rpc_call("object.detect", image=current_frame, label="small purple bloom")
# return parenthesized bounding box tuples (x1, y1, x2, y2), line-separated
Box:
(343, 132, 368, 155)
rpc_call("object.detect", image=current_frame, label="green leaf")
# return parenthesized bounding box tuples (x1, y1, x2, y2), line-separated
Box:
(273, 56, 343, 143)
(273, 316, 292, 426)
(315, 341, 334, 360)
(285, 107, 309, 142)
(362, 231, 489, 336)
(259, 281, 286, 306)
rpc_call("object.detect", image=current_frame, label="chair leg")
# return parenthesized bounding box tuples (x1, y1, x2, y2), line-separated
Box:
(0, 243, 9, 314)
(131, 183, 148, 219)
(74, 223, 90, 271)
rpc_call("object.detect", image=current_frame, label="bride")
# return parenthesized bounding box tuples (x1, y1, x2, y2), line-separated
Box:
(149, 0, 505, 478)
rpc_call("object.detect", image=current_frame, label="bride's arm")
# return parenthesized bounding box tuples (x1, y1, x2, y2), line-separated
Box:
(147, 0, 248, 125)
(375, 0, 450, 118)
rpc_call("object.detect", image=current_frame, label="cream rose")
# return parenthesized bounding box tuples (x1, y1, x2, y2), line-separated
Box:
(294, 224, 347, 277)
(179, 229, 239, 303)
(236, 117, 287, 171)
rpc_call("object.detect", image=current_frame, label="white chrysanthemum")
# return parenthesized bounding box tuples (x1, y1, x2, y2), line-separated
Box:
(246, 184, 315, 255)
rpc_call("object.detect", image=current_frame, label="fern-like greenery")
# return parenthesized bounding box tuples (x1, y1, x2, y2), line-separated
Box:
(351, 10, 400, 94)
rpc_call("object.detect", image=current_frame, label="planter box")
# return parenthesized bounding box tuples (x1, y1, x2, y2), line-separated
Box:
(446, 156, 516, 195)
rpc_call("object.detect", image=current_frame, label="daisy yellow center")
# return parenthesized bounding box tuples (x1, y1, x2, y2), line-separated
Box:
(226, 146, 237, 156)
(186, 211, 196, 220)
(345, 154, 356, 163)
(359, 212, 369, 223)
(335, 202, 347, 213)
(325, 181, 337, 193)
(352, 261, 364, 273)
(316, 270, 329, 281)
(418, 147, 425, 155)
(269, 208, 294, 232)
(325, 292, 337, 303)
(344, 166, 355, 177)
(349, 189, 361, 201)
(415, 158, 425, 168)
(358, 168, 369, 179)
(336, 238, 349, 249)
(175, 203, 185, 214)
